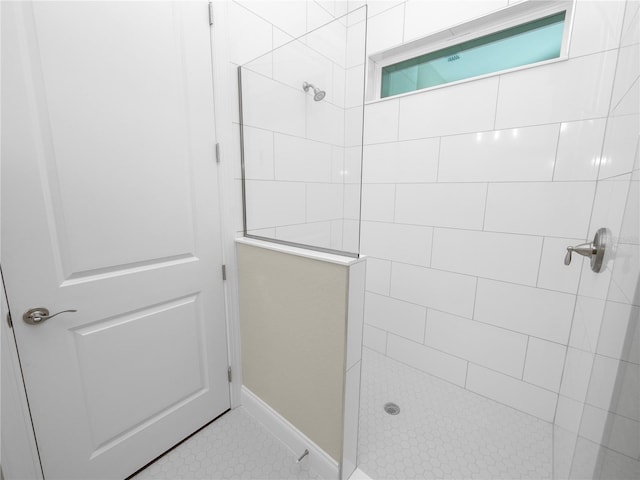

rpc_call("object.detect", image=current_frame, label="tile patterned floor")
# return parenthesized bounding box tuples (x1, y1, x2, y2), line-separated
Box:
(357, 348, 553, 480)
(133, 407, 319, 480)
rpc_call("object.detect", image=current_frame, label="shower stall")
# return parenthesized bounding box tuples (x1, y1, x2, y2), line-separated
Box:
(235, 1, 639, 479)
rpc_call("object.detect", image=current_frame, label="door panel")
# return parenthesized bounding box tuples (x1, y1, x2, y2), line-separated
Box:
(1, 2, 230, 478)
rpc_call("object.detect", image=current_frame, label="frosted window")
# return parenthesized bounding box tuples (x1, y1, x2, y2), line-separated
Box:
(381, 11, 566, 98)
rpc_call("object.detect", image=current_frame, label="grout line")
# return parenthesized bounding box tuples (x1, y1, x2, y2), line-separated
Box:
(428, 227, 435, 268)
(522, 336, 531, 380)
(435, 136, 442, 182)
(422, 308, 429, 345)
(535, 237, 545, 288)
(383, 333, 562, 397)
(481, 183, 490, 230)
(464, 361, 470, 388)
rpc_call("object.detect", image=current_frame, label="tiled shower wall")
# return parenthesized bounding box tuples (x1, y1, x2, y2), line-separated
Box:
(229, 1, 365, 253)
(553, 0, 640, 477)
(360, 0, 633, 422)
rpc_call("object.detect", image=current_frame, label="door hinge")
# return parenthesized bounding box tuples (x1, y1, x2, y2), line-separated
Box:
(6, 311, 12, 329)
(227, 366, 232, 383)
(221, 264, 227, 281)
(208, 2, 214, 26)
(215, 142, 221, 164)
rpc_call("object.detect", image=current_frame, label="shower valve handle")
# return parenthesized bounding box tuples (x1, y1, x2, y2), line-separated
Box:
(564, 228, 609, 273)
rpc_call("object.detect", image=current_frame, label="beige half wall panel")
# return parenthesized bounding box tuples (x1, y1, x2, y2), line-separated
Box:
(236, 238, 365, 472)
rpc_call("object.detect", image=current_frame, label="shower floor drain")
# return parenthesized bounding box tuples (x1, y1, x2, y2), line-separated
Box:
(383, 402, 400, 415)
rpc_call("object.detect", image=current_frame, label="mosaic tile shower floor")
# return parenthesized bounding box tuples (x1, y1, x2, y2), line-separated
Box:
(133, 407, 319, 480)
(357, 348, 553, 480)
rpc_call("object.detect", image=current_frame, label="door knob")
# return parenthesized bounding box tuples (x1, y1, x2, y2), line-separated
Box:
(564, 227, 610, 273)
(23, 307, 77, 325)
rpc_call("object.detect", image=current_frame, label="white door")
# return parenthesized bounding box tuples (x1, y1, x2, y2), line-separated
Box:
(1, 2, 230, 478)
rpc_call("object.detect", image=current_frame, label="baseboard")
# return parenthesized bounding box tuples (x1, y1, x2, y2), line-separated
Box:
(241, 386, 339, 480)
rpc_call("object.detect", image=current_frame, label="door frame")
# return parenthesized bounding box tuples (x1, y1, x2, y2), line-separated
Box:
(1, 1, 239, 476)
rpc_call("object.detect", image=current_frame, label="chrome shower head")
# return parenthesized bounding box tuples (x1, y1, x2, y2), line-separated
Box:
(303, 81, 326, 102)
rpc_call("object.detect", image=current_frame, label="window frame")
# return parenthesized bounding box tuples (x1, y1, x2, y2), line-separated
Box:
(367, 0, 575, 102)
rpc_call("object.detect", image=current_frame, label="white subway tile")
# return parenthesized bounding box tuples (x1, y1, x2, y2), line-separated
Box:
(307, 0, 335, 31)
(363, 99, 399, 144)
(611, 44, 640, 114)
(362, 138, 439, 183)
(342, 220, 360, 254)
(387, 334, 468, 386)
(236, 0, 307, 38)
(360, 221, 433, 266)
(307, 98, 345, 145)
(395, 184, 487, 230)
(399, 78, 499, 140)
(366, 3, 404, 53)
(586, 355, 639, 421)
(245, 180, 306, 229)
(363, 326, 387, 354)
(599, 114, 639, 179)
(466, 364, 558, 421)
(559, 347, 594, 403)
(569, 295, 606, 353)
(343, 184, 361, 220)
(242, 126, 274, 180)
(537, 237, 583, 294)
(365, 0, 404, 19)
(306, 13, 347, 66)
(364, 292, 427, 342)
(346, 106, 365, 147)
(345, 64, 365, 108)
(307, 183, 344, 222)
(555, 395, 584, 433)
(227, 2, 273, 65)
(608, 242, 640, 306)
(276, 221, 332, 247)
(390, 263, 477, 318)
(346, 16, 367, 68)
(432, 229, 542, 286)
(365, 257, 392, 296)
(597, 301, 640, 364)
(241, 70, 306, 137)
(439, 124, 559, 182)
(361, 184, 395, 222)
(621, 1, 640, 47)
(426, 310, 528, 378)
(554, 119, 607, 181)
(588, 175, 632, 244)
(274, 133, 332, 182)
(330, 219, 343, 251)
(569, 0, 626, 58)
(330, 146, 345, 183)
(484, 182, 596, 239)
(403, 1, 507, 42)
(475, 279, 575, 344)
(273, 39, 333, 97)
(495, 51, 618, 128)
(343, 146, 362, 183)
(523, 338, 566, 393)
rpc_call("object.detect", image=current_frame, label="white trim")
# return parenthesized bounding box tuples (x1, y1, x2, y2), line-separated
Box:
(241, 386, 339, 480)
(209, 0, 244, 408)
(367, 0, 575, 101)
(235, 237, 367, 267)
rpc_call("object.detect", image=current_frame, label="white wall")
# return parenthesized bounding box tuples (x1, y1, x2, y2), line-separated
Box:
(553, 1, 640, 477)
(359, 0, 631, 423)
(218, 0, 637, 438)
